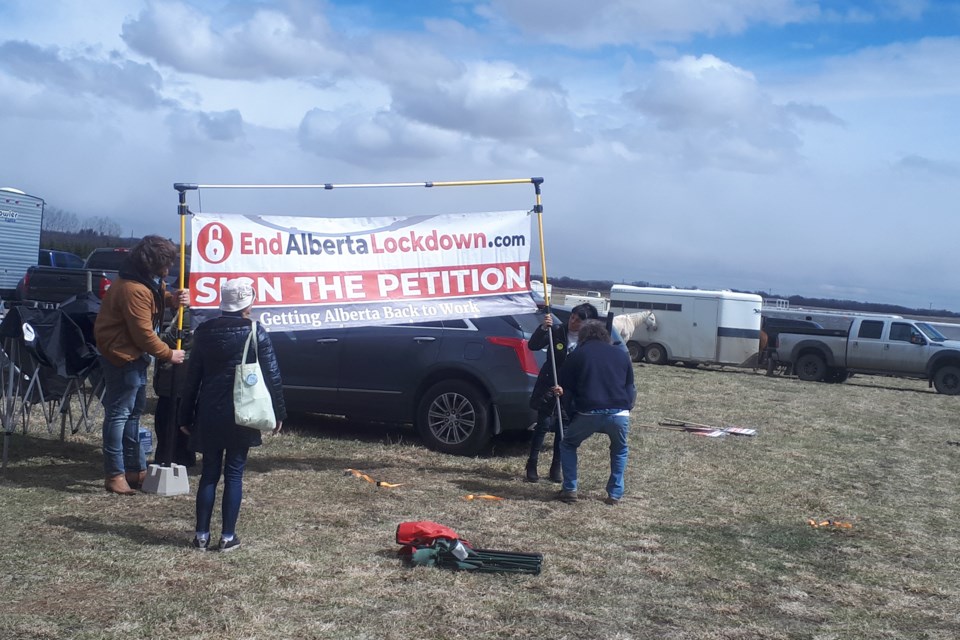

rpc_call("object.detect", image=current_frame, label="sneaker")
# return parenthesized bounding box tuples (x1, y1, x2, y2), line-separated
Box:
(557, 490, 578, 503)
(217, 536, 241, 552)
(603, 496, 621, 506)
(191, 536, 210, 551)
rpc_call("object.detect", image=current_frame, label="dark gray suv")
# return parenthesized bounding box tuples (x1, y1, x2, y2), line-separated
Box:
(271, 313, 544, 456)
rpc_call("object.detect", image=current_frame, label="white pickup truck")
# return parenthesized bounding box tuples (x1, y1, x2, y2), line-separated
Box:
(563, 291, 609, 315)
(772, 316, 960, 394)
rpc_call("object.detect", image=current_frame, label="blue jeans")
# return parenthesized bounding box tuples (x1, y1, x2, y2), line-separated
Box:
(196, 448, 249, 538)
(100, 356, 148, 476)
(559, 413, 630, 500)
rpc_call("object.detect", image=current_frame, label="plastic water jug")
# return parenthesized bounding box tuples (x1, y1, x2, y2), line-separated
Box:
(138, 427, 153, 459)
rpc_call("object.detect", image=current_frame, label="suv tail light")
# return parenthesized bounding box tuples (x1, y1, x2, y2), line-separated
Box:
(98, 276, 112, 299)
(486, 336, 539, 375)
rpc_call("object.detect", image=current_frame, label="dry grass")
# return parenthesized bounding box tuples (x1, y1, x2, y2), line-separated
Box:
(2, 365, 959, 639)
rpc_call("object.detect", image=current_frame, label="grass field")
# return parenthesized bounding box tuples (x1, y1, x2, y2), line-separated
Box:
(1, 363, 959, 639)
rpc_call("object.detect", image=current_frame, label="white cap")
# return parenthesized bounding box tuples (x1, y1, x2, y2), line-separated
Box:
(219, 278, 255, 312)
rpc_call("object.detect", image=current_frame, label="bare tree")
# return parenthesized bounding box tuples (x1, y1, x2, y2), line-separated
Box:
(85, 215, 123, 237)
(42, 206, 81, 233)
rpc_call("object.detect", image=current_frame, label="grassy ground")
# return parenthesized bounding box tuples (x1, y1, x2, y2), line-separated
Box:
(1, 364, 959, 639)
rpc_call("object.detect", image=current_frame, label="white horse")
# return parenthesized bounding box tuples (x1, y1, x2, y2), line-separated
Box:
(611, 310, 658, 344)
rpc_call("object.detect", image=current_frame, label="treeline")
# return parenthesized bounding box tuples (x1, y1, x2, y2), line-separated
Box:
(770, 295, 959, 319)
(536, 276, 960, 320)
(39, 206, 140, 258)
(40, 230, 139, 260)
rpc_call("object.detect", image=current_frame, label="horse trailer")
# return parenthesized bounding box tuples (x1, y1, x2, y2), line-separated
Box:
(609, 285, 762, 366)
(0, 188, 44, 299)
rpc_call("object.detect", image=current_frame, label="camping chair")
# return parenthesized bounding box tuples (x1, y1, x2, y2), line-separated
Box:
(0, 305, 102, 438)
(56, 293, 106, 436)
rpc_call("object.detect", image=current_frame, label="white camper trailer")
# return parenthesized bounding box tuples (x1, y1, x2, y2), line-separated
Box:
(0, 188, 44, 299)
(609, 285, 762, 366)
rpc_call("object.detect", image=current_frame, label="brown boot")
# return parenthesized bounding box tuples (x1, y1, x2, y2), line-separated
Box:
(105, 474, 136, 495)
(125, 470, 147, 490)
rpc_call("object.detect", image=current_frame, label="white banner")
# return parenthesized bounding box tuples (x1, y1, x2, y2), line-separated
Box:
(189, 210, 537, 330)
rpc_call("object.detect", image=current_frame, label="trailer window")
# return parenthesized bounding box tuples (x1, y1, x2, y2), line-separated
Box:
(857, 321, 884, 340)
(611, 299, 681, 312)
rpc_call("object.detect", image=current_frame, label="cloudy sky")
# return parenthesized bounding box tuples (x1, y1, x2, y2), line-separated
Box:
(2, 0, 959, 311)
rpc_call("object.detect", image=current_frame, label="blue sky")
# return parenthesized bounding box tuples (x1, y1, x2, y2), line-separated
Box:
(1, 0, 958, 311)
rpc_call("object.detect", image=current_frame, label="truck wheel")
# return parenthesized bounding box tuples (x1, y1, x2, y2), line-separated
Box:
(795, 354, 827, 382)
(645, 343, 667, 365)
(416, 380, 491, 455)
(933, 365, 960, 395)
(627, 341, 644, 362)
(825, 368, 849, 384)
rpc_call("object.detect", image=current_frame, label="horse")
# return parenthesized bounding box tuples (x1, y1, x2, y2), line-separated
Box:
(611, 310, 658, 344)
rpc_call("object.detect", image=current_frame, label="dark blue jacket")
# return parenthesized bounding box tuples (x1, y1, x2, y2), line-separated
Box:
(178, 315, 286, 452)
(559, 339, 635, 413)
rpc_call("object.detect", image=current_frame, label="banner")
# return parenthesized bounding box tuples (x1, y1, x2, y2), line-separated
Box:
(188, 210, 537, 331)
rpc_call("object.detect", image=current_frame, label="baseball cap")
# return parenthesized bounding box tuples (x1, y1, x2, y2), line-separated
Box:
(220, 278, 255, 312)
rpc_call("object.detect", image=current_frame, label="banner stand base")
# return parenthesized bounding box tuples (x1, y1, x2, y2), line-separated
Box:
(141, 463, 190, 496)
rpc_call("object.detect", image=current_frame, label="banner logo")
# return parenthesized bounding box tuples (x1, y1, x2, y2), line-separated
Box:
(197, 222, 233, 264)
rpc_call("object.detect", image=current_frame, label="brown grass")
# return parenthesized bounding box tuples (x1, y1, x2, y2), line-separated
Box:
(1, 365, 959, 639)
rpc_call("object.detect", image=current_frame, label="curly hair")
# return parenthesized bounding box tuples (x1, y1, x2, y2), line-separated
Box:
(129, 235, 178, 278)
(577, 319, 611, 345)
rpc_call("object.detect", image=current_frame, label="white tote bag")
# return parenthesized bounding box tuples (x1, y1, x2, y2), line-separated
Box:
(233, 321, 277, 432)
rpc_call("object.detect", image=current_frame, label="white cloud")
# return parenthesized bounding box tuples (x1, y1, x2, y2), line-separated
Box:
(121, 0, 350, 80)
(0, 40, 165, 109)
(621, 54, 822, 171)
(299, 108, 463, 165)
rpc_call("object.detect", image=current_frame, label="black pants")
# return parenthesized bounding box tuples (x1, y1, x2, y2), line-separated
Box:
(528, 412, 561, 462)
(153, 394, 196, 467)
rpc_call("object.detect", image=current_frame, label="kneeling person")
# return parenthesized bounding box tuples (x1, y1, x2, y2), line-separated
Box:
(556, 320, 635, 505)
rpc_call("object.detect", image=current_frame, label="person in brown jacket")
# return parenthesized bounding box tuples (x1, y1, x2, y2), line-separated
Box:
(94, 236, 188, 495)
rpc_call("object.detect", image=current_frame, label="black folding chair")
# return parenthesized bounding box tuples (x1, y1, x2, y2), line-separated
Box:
(0, 304, 103, 439)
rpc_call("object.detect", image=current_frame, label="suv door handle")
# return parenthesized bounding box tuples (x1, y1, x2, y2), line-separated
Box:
(315, 338, 339, 344)
(413, 337, 437, 343)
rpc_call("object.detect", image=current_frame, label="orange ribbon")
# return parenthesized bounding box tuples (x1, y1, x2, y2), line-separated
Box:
(344, 468, 402, 488)
(464, 494, 504, 501)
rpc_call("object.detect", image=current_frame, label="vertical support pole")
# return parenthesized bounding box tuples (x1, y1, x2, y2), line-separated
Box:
(176, 188, 189, 350)
(531, 179, 564, 442)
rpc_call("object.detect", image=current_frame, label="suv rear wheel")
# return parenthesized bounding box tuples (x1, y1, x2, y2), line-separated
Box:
(416, 380, 491, 456)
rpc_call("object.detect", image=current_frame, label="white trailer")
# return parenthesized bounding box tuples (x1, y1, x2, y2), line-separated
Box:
(0, 188, 44, 299)
(609, 285, 762, 366)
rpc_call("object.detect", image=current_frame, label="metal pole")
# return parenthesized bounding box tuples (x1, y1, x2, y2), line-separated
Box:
(531, 181, 563, 442)
(176, 189, 188, 350)
(173, 178, 541, 191)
